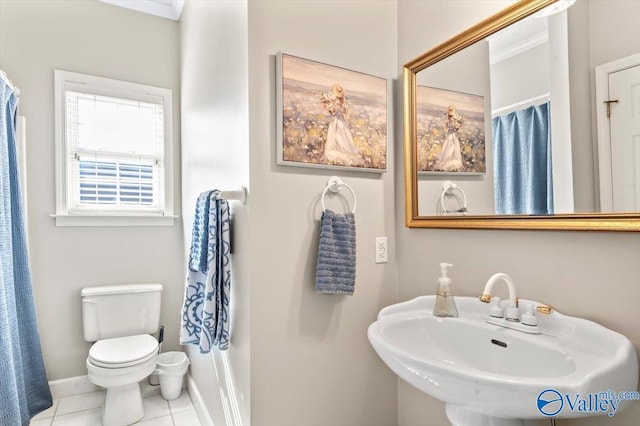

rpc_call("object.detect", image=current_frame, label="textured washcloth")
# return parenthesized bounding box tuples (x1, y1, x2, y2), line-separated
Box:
(180, 190, 231, 352)
(1, 77, 53, 425)
(315, 210, 356, 295)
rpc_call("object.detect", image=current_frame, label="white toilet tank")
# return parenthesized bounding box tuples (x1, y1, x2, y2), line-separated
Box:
(81, 283, 163, 342)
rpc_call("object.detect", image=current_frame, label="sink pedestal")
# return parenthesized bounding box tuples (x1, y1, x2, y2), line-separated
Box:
(446, 404, 536, 426)
(446, 405, 539, 426)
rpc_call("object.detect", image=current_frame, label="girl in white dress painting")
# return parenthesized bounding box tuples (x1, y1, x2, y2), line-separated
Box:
(434, 105, 464, 172)
(320, 84, 363, 166)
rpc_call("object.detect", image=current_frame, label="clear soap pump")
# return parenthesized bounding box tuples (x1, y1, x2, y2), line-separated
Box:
(433, 263, 459, 318)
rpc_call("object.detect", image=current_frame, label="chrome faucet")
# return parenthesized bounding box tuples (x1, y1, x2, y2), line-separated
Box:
(479, 273, 519, 321)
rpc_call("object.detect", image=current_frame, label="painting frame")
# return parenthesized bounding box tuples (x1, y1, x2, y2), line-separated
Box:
(416, 85, 486, 175)
(276, 52, 388, 173)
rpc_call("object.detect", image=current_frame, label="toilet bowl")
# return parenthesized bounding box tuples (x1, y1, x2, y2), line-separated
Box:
(81, 284, 163, 426)
(86, 334, 159, 425)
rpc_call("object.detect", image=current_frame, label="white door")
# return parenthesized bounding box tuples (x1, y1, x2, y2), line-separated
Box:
(609, 64, 640, 212)
(596, 54, 640, 212)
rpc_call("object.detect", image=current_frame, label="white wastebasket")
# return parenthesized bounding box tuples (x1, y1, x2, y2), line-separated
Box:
(155, 351, 190, 400)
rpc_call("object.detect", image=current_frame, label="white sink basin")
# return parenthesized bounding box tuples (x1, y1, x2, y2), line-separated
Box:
(368, 296, 638, 423)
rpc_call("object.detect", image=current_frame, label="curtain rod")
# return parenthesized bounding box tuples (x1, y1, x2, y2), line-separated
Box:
(491, 93, 549, 117)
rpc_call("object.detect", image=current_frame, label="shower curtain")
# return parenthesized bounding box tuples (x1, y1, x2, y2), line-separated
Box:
(492, 101, 554, 215)
(1, 76, 52, 425)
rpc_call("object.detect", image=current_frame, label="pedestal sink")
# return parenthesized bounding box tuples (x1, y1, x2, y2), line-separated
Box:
(368, 296, 638, 426)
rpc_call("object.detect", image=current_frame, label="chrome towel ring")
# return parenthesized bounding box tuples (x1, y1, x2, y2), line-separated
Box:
(321, 176, 357, 214)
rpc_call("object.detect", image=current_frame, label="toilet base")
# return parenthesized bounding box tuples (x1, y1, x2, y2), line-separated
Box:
(102, 382, 143, 426)
(86, 352, 157, 425)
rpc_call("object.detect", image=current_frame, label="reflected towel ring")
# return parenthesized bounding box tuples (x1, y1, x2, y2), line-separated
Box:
(322, 176, 357, 214)
(440, 181, 467, 214)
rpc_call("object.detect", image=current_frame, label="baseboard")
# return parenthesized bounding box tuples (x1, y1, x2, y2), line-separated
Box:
(48, 375, 100, 400)
(186, 373, 214, 426)
(48, 374, 167, 400)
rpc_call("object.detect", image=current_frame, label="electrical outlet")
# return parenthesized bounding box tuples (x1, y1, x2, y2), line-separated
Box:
(375, 237, 388, 264)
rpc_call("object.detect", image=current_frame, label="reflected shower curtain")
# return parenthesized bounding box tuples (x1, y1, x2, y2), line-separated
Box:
(492, 102, 554, 215)
(1, 77, 52, 424)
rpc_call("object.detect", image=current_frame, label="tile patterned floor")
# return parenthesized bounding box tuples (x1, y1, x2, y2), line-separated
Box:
(30, 382, 201, 426)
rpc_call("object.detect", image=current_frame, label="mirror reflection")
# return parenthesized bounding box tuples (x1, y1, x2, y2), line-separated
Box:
(415, 0, 640, 217)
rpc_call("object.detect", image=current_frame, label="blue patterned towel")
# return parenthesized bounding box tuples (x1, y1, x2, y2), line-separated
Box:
(315, 210, 356, 295)
(180, 190, 231, 352)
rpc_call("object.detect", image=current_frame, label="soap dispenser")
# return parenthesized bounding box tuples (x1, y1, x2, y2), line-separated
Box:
(433, 263, 459, 318)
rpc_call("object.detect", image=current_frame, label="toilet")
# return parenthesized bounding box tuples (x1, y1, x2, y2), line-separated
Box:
(81, 283, 163, 425)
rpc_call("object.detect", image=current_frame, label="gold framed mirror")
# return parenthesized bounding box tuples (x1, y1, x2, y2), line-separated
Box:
(404, 0, 640, 231)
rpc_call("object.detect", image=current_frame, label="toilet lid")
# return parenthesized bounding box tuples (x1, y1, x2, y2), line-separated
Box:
(89, 334, 158, 368)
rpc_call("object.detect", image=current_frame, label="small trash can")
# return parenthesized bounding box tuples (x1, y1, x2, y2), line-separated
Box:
(155, 351, 189, 400)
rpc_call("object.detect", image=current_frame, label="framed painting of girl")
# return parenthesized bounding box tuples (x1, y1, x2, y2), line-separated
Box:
(276, 52, 387, 173)
(416, 86, 486, 174)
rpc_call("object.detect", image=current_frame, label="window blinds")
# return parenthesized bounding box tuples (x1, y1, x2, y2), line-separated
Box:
(65, 90, 165, 213)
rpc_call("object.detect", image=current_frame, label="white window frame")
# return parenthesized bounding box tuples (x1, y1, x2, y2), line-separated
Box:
(53, 70, 175, 227)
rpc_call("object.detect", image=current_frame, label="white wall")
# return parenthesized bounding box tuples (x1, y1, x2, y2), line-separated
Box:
(180, 0, 250, 424)
(397, 2, 640, 426)
(548, 11, 575, 214)
(490, 43, 549, 109)
(247, 1, 398, 424)
(0, 0, 182, 380)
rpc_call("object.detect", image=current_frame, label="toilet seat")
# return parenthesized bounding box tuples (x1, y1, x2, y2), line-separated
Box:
(89, 334, 158, 368)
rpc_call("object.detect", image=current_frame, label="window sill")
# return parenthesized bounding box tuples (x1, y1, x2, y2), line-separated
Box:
(51, 213, 177, 227)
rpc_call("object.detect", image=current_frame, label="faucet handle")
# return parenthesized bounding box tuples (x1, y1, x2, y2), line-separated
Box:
(521, 305, 538, 326)
(489, 297, 504, 318)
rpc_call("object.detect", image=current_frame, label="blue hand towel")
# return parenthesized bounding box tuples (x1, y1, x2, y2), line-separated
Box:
(180, 190, 231, 352)
(315, 210, 356, 295)
(188, 191, 211, 272)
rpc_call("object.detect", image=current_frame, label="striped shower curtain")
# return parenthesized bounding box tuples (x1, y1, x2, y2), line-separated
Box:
(492, 101, 554, 215)
(1, 76, 52, 425)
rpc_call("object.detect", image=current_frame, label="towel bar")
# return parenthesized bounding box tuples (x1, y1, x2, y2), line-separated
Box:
(321, 177, 356, 213)
(220, 187, 247, 204)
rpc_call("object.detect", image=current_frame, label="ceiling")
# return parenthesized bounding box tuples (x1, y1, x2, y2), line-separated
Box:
(98, 0, 185, 21)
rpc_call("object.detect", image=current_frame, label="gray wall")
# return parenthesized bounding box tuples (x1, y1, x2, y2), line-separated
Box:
(417, 41, 495, 216)
(0, 0, 183, 380)
(247, 1, 398, 424)
(397, 1, 640, 425)
(180, 1, 399, 424)
(2, 1, 638, 425)
(569, 0, 640, 212)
